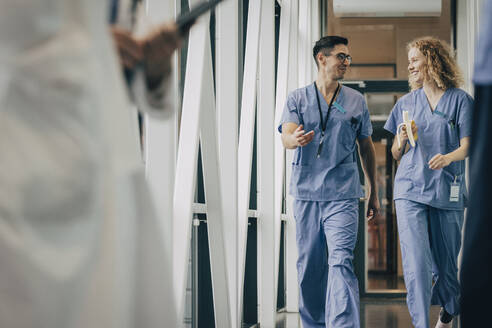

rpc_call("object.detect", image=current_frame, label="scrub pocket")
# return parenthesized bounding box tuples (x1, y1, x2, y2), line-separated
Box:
(310, 115, 357, 164)
(290, 164, 312, 197)
(438, 170, 464, 206)
(438, 115, 459, 152)
(333, 116, 357, 152)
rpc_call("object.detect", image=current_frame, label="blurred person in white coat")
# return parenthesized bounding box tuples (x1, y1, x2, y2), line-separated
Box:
(0, 1, 177, 327)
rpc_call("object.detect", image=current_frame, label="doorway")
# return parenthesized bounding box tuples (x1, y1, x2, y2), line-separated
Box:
(346, 80, 408, 296)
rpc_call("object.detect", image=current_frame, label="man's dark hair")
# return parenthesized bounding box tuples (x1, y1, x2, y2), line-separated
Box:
(312, 36, 348, 67)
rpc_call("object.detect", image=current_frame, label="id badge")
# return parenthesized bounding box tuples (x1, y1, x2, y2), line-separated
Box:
(450, 181, 460, 202)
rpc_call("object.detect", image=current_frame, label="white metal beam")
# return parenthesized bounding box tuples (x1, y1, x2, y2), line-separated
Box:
(257, 0, 276, 326)
(237, 0, 262, 324)
(216, 0, 239, 325)
(199, 36, 232, 326)
(173, 12, 210, 325)
(274, 0, 298, 313)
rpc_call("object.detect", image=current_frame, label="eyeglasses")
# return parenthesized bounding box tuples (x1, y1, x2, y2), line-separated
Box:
(334, 52, 352, 64)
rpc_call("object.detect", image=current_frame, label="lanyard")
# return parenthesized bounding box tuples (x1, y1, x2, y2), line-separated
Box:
(314, 81, 340, 157)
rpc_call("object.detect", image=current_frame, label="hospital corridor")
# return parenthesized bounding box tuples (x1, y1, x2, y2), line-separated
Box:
(0, 0, 490, 327)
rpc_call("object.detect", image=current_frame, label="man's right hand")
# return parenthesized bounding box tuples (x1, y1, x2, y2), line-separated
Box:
(292, 124, 315, 147)
(281, 123, 315, 149)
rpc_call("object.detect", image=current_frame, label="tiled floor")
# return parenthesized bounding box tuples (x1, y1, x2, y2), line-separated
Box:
(275, 298, 445, 328)
(367, 274, 406, 291)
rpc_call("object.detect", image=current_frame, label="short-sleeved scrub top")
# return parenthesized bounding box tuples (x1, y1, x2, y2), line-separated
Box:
(384, 88, 473, 210)
(278, 83, 373, 201)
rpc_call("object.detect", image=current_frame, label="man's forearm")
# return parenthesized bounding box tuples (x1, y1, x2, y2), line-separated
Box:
(281, 133, 298, 149)
(360, 140, 378, 194)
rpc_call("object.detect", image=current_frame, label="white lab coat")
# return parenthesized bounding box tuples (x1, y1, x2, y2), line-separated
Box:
(0, 1, 176, 327)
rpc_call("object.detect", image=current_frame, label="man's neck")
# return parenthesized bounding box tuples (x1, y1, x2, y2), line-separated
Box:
(316, 77, 339, 98)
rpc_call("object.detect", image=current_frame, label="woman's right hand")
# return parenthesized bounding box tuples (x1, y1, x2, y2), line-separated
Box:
(400, 120, 418, 142)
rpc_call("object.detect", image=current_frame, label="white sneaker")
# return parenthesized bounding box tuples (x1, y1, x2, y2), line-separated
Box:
(435, 317, 452, 328)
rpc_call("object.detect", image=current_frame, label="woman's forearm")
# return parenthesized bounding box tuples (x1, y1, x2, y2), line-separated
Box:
(391, 138, 407, 161)
(445, 138, 470, 163)
(428, 137, 470, 170)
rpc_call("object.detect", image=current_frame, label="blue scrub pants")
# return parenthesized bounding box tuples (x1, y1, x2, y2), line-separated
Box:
(293, 199, 360, 328)
(395, 199, 464, 328)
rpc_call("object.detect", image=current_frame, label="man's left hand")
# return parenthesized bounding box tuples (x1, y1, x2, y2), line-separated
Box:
(366, 193, 380, 221)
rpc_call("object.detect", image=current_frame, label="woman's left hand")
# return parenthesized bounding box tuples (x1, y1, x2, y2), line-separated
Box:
(428, 153, 451, 170)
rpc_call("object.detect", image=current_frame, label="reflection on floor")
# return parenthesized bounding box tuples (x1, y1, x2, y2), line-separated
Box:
(275, 299, 442, 328)
(368, 273, 406, 290)
(361, 299, 441, 328)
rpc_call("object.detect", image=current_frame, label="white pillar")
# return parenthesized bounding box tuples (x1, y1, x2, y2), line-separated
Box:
(285, 0, 300, 312)
(298, 0, 312, 87)
(199, 49, 232, 327)
(311, 0, 321, 79)
(258, 0, 276, 326)
(216, 0, 239, 326)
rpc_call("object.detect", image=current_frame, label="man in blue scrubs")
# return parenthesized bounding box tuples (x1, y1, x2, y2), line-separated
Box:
(279, 36, 379, 328)
(461, 0, 492, 326)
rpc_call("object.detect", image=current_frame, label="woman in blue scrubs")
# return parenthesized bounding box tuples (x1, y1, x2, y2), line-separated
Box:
(384, 37, 473, 328)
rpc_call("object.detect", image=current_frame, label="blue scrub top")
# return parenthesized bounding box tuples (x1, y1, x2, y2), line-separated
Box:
(278, 83, 372, 201)
(474, 0, 492, 85)
(384, 88, 473, 210)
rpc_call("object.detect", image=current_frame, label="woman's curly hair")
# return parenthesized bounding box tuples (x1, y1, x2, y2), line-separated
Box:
(407, 37, 463, 91)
